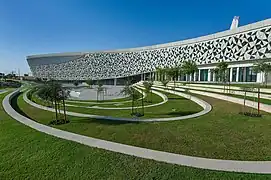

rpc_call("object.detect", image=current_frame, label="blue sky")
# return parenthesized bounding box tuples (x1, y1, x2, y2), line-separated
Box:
(0, 0, 270, 74)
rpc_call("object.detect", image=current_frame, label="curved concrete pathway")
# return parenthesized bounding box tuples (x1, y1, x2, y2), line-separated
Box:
(0, 90, 8, 95)
(2, 90, 271, 174)
(23, 87, 211, 122)
(155, 85, 271, 113)
(65, 87, 168, 110)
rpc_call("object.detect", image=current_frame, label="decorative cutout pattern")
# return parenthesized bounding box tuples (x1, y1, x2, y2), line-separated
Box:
(29, 27, 271, 80)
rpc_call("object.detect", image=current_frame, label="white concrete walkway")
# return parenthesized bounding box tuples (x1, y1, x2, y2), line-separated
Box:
(167, 82, 271, 100)
(155, 85, 271, 113)
(2, 90, 271, 174)
(0, 90, 7, 95)
(186, 83, 271, 94)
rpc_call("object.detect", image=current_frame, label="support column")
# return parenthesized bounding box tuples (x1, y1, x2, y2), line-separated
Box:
(213, 71, 216, 82)
(114, 78, 117, 86)
(236, 67, 239, 82)
(230, 68, 233, 82)
(243, 67, 247, 82)
(208, 69, 211, 82)
(262, 72, 266, 84)
(193, 72, 196, 82)
(141, 73, 143, 81)
(198, 70, 201, 81)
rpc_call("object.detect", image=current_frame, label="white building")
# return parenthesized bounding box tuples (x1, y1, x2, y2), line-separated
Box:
(27, 17, 271, 84)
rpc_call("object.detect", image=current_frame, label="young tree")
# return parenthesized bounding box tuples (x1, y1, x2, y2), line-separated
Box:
(253, 62, 271, 87)
(161, 79, 169, 90)
(165, 67, 180, 92)
(143, 81, 153, 103)
(73, 80, 79, 87)
(96, 81, 104, 102)
(216, 61, 229, 92)
(121, 81, 141, 115)
(210, 68, 219, 82)
(181, 60, 198, 83)
(86, 79, 94, 88)
(156, 67, 166, 81)
(36, 80, 69, 124)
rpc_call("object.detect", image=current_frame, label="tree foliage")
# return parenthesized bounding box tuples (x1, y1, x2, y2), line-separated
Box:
(143, 81, 153, 102)
(86, 79, 94, 88)
(253, 62, 271, 87)
(36, 80, 69, 124)
(73, 81, 79, 87)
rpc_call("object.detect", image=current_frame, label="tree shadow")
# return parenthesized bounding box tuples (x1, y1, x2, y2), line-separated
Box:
(71, 117, 141, 125)
(10, 92, 33, 120)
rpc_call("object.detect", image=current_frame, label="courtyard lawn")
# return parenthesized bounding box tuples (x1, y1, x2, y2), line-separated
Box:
(3, 94, 271, 180)
(28, 90, 202, 119)
(4, 92, 269, 179)
(67, 94, 132, 103)
(15, 89, 271, 161)
(65, 90, 163, 108)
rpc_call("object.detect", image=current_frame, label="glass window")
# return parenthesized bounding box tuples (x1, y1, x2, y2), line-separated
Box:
(246, 67, 257, 82)
(232, 67, 237, 82)
(238, 67, 245, 82)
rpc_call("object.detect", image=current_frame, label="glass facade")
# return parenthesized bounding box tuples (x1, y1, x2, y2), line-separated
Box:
(210, 71, 214, 81)
(181, 66, 258, 83)
(246, 67, 257, 82)
(200, 69, 208, 81)
(232, 67, 237, 82)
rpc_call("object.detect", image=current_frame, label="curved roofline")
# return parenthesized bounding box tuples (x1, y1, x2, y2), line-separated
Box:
(27, 18, 271, 59)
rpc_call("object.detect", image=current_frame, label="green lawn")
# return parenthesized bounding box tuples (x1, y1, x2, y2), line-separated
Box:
(29, 90, 202, 119)
(15, 89, 271, 161)
(3, 91, 271, 179)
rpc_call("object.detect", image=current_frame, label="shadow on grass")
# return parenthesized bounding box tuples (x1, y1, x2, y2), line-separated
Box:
(71, 117, 141, 125)
(10, 92, 33, 120)
(164, 110, 200, 116)
(167, 97, 187, 100)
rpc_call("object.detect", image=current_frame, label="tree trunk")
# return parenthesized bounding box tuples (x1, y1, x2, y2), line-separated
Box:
(55, 100, 58, 121)
(97, 91, 99, 102)
(131, 93, 134, 115)
(150, 89, 152, 103)
(141, 89, 144, 115)
(265, 73, 268, 88)
(243, 91, 246, 113)
(258, 87, 261, 115)
(58, 102, 61, 119)
(62, 97, 67, 122)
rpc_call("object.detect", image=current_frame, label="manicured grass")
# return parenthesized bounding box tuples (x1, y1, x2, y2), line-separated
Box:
(29, 90, 202, 119)
(16, 90, 271, 161)
(5, 92, 270, 179)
